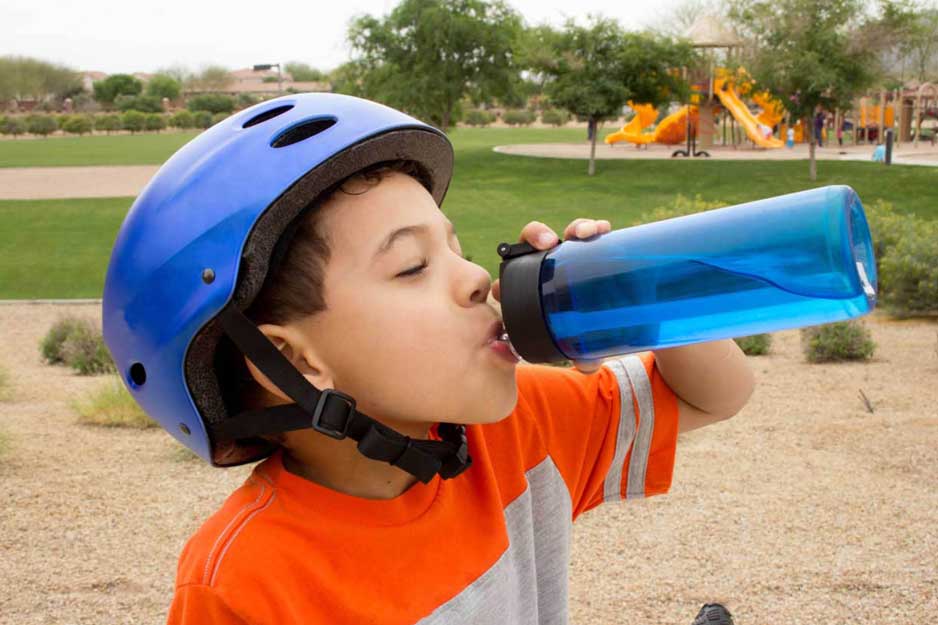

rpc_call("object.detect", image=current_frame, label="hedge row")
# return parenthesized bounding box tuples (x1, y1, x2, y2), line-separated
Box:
(0, 110, 233, 136)
(463, 108, 571, 127)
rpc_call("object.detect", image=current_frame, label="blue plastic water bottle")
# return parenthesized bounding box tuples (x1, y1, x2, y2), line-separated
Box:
(497, 185, 877, 363)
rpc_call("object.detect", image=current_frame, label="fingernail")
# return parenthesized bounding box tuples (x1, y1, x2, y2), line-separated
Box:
(537, 232, 556, 247)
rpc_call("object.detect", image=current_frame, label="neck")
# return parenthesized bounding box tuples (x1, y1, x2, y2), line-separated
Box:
(281, 416, 432, 500)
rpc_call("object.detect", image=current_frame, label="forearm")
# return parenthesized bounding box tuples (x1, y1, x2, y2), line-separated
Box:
(653, 339, 755, 417)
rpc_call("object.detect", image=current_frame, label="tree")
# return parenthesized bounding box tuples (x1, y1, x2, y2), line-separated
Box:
(0, 56, 83, 103)
(145, 74, 182, 101)
(347, 0, 524, 131)
(284, 62, 326, 82)
(536, 18, 696, 175)
(92, 74, 143, 107)
(728, 0, 889, 180)
(121, 110, 146, 134)
(190, 66, 233, 92)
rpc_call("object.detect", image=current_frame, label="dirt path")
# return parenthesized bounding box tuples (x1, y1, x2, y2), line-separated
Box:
(0, 166, 159, 200)
(0, 303, 936, 624)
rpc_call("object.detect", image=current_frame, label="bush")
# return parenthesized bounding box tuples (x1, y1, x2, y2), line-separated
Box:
(169, 110, 195, 129)
(39, 315, 89, 364)
(114, 94, 163, 113)
(633, 194, 729, 226)
(211, 112, 229, 126)
(237, 93, 261, 108)
(59, 321, 116, 375)
(144, 113, 167, 132)
(878, 218, 938, 316)
(94, 114, 122, 134)
(800, 320, 875, 363)
(71, 376, 156, 429)
(26, 114, 58, 137)
(186, 93, 235, 114)
(1, 116, 27, 137)
(61, 115, 93, 135)
(464, 109, 495, 127)
(734, 334, 772, 355)
(192, 110, 214, 129)
(121, 110, 146, 133)
(541, 109, 570, 126)
(502, 109, 536, 126)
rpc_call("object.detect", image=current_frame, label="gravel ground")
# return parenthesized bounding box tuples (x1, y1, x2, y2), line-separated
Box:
(0, 303, 936, 625)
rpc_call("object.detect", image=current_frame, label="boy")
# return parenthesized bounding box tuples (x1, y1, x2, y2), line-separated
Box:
(102, 94, 754, 624)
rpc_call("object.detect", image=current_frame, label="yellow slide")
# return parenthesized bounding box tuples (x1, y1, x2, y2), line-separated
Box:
(713, 78, 784, 148)
(653, 106, 696, 145)
(605, 102, 658, 145)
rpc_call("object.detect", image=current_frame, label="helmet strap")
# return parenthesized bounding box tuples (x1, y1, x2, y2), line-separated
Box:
(210, 306, 472, 484)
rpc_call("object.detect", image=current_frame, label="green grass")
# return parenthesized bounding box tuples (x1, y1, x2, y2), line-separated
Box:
(0, 131, 200, 168)
(70, 375, 157, 429)
(0, 126, 936, 298)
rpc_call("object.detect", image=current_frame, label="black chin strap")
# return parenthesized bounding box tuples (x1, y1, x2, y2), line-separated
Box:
(209, 306, 472, 484)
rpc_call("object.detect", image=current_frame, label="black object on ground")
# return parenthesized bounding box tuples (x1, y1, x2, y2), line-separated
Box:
(691, 603, 735, 625)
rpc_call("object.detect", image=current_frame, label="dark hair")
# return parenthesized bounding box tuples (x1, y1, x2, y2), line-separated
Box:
(213, 160, 433, 438)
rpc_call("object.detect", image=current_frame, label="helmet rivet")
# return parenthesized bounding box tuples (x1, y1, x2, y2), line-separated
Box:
(201, 268, 215, 284)
(179, 423, 191, 435)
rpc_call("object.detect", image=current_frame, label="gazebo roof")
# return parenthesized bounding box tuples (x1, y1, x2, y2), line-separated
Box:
(684, 15, 744, 48)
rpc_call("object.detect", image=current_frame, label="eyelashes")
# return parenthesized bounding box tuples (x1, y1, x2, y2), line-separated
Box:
(397, 260, 428, 278)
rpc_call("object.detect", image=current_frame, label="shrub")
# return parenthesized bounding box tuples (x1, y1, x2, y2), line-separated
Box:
(121, 110, 146, 133)
(211, 112, 229, 126)
(169, 110, 195, 129)
(62, 115, 93, 135)
(144, 113, 167, 132)
(800, 320, 875, 363)
(94, 114, 122, 134)
(71, 376, 156, 429)
(115, 94, 163, 113)
(878, 219, 938, 316)
(40, 315, 89, 364)
(464, 109, 495, 127)
(1, 116, 27, 137)
(541, 109, 570, 126)
(26, 114, 57, 137)
(192, 110, 213, 129)
(59, 320, 116, 375)
(237, 93, 261, 108)
(863, 199, 914, 274)
(502, 109, 536, 126)
(186, 93, 235, 114)
(734, 333, 772, 355)
(633, 194, 729, 226)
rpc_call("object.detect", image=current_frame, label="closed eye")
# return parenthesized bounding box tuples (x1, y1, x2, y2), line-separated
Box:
(397, 261, 428, 278)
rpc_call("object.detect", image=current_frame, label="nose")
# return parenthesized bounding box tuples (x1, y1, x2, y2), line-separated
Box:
(456, 255, 492, 306)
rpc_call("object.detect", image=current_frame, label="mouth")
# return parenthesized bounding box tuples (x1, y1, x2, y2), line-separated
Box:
(485, 319, 509, 346)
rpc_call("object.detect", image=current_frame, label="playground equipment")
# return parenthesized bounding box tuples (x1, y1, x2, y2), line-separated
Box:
(604, 102, 658, 145)
(712, 77, 785, 148)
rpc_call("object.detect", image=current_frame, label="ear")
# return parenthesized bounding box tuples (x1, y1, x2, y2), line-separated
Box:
(243, 323, 335, 403)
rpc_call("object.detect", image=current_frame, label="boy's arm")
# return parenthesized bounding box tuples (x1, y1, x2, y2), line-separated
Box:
(167, 584, 250, 625)
(654, 338, 756, 433)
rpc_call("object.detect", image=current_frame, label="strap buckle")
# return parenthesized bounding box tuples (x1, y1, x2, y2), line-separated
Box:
(311, 389, 356, 440)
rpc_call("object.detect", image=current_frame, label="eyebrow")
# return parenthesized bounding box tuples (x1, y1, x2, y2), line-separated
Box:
(373, 219, 456, 260)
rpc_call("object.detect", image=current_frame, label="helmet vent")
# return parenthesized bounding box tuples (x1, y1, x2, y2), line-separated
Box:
(242, 104, 293, 129)
(271, 117, 337, 148)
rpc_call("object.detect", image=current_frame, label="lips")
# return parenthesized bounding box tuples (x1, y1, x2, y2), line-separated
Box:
(485, 319, 507, 345)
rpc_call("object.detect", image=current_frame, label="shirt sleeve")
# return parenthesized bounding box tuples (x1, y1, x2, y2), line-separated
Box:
(166, 584, 251, 625)
(517, 351, 680, 521)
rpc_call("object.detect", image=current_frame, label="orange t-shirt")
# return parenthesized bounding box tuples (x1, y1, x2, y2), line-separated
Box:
(167, 352, 679, 624)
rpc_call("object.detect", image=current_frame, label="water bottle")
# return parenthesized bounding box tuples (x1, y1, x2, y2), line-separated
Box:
(497, 185, 877, 363)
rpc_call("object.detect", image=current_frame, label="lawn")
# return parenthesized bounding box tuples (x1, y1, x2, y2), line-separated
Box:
(1, 126, 935, 299)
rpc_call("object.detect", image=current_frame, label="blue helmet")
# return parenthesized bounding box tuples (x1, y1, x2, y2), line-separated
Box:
(102, 93, 468, 480)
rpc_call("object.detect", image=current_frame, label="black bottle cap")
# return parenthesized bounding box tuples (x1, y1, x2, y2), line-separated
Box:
(496, 242, 567, 363)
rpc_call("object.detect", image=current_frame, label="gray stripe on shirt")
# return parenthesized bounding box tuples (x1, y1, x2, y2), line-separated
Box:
(622, 355, 655, 499)
(601, 358, 637, 503)
(417, 457, 572, 625)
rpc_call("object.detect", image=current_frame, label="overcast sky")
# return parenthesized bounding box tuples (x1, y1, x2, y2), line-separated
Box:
(2, 0, 686, 74)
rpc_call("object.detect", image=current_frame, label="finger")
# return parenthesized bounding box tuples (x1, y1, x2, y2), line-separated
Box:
(562, 218, 593, 240)
(598, 220, 612, 233)
(519, 221, 559, 249)
(491, 279, 501, 303)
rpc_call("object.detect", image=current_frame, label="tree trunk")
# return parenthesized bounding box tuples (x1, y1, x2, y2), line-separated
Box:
(588, 117, 597, 176)
(808, 118, 817, 181)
